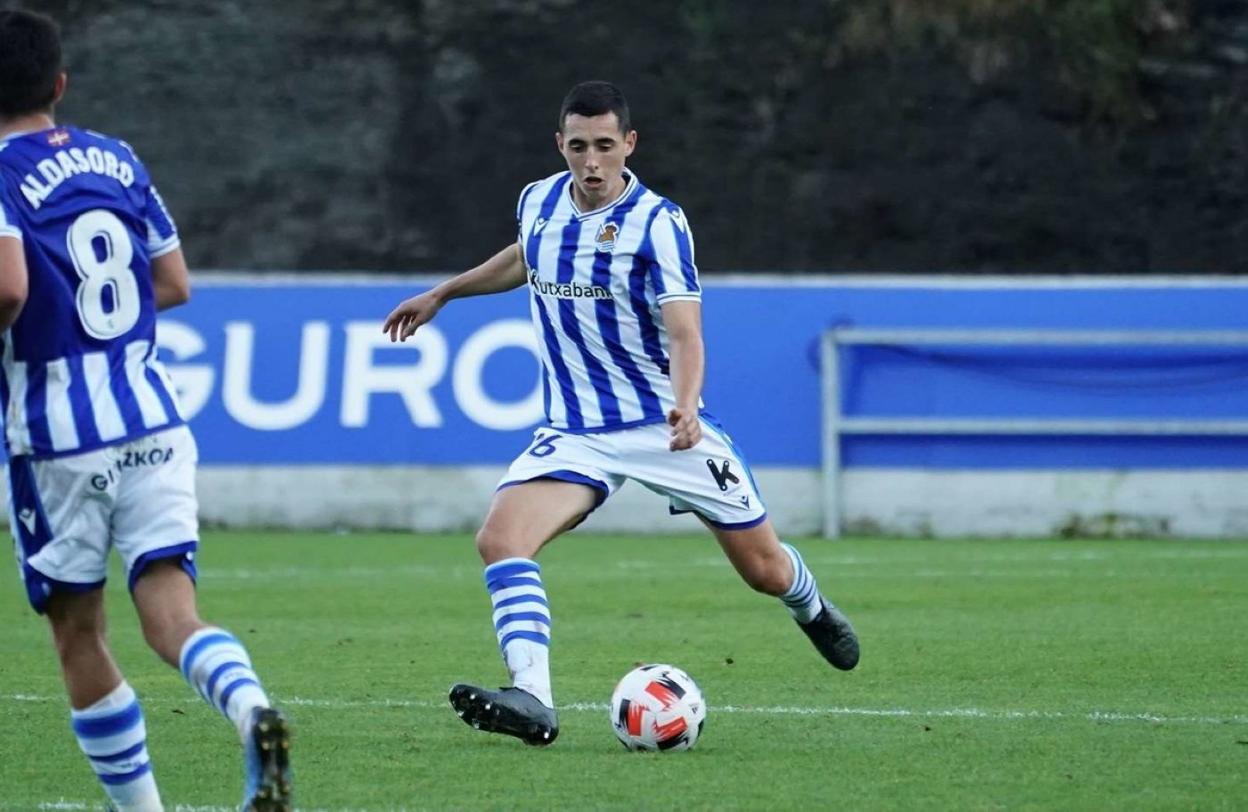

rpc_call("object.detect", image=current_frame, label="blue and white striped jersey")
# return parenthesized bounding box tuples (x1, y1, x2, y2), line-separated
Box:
(0, 126, 184, 458)
(518, 171, 701, 433)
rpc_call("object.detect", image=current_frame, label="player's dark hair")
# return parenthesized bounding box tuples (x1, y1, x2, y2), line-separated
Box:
(0, 9, 63, 119)
(558, 81, 630, 133)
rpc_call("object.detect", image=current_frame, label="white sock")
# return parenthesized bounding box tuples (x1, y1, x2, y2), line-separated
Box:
(70, 681, 162, 812)
(179, 626, 271, 740)
(485, 557, 554, 708)
(780, 542, 823, 623)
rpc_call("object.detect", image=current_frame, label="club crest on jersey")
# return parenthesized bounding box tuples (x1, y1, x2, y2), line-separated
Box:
(46, 129, 70, 147)
(594, 222, 619, 253)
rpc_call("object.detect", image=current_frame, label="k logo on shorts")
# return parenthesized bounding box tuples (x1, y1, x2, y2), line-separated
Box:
(706, 459, 740, 492)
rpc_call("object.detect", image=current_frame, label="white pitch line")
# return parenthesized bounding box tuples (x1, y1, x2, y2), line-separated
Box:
(5, 693, 1245, 727)
(28, 803, 357, 812)
(559, 701, 1248, 726)
(187, 559, 1240, 582)
(197, 564, 470, 580)
(33, 804, 240, 812)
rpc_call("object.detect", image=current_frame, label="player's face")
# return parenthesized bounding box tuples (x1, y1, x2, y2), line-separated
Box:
(556, 112, 636, 211)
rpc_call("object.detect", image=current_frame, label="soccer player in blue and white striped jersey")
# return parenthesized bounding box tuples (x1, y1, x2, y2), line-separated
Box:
(384, 81, 859, 745)
(0, 11, 290, 809)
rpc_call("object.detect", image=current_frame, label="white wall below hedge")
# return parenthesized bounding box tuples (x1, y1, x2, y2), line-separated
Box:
(181, 467, 1248, 538)
(1, 467, 1241, 538)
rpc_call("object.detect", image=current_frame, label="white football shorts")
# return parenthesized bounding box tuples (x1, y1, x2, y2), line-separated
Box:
(499, 415, 767, 529)
(8, 425, 200, 613)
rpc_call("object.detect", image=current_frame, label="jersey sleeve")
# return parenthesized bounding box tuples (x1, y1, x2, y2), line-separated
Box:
(144, 183, 180, 258)
(0, 194, 22, 241)
(647, 205, 700, 304)
(515, 179, 541, 242)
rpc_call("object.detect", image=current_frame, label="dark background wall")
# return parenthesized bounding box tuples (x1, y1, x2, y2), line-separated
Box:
(17, 0, 1248, 273)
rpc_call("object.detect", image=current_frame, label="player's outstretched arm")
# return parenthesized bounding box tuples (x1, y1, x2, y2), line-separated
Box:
(661, 299, 706, 451)
(383, 243, 527, 342)
(0, 236, 29, 331)
(152, 247, 191, 311)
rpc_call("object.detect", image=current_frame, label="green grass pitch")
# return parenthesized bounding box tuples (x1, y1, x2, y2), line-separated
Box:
(1, 531, 1245, 810)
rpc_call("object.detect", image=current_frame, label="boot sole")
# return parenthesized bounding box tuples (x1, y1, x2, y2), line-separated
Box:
(449, 684, 559, 746)
(246, 708, 293, 811)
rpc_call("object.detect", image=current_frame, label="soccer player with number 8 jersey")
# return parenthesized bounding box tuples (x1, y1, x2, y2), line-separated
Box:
(383, 81, 860, 747)
(0, 10, 291, 810)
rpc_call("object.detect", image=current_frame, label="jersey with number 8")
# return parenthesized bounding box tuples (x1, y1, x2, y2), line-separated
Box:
(69, 208, 142, 339)
(0, 126, 184, 458)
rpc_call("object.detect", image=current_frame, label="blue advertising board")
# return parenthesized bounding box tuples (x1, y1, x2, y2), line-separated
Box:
(158, 276, 1248, 468)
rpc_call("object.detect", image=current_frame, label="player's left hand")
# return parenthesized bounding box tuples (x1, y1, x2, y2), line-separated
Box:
(382, 291, 442, 342)
(667, 407, 701, 451)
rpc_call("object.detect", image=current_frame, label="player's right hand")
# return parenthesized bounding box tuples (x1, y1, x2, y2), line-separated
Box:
(383, 292, 442, 342)
(666, 407, 702, 451)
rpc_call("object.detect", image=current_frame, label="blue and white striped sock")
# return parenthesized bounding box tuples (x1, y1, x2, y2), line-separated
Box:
(70, 681, 162, 812)
(179, 626, 271, 740)
(780, 542, 823, 623)
(485, 557, 553, 709)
